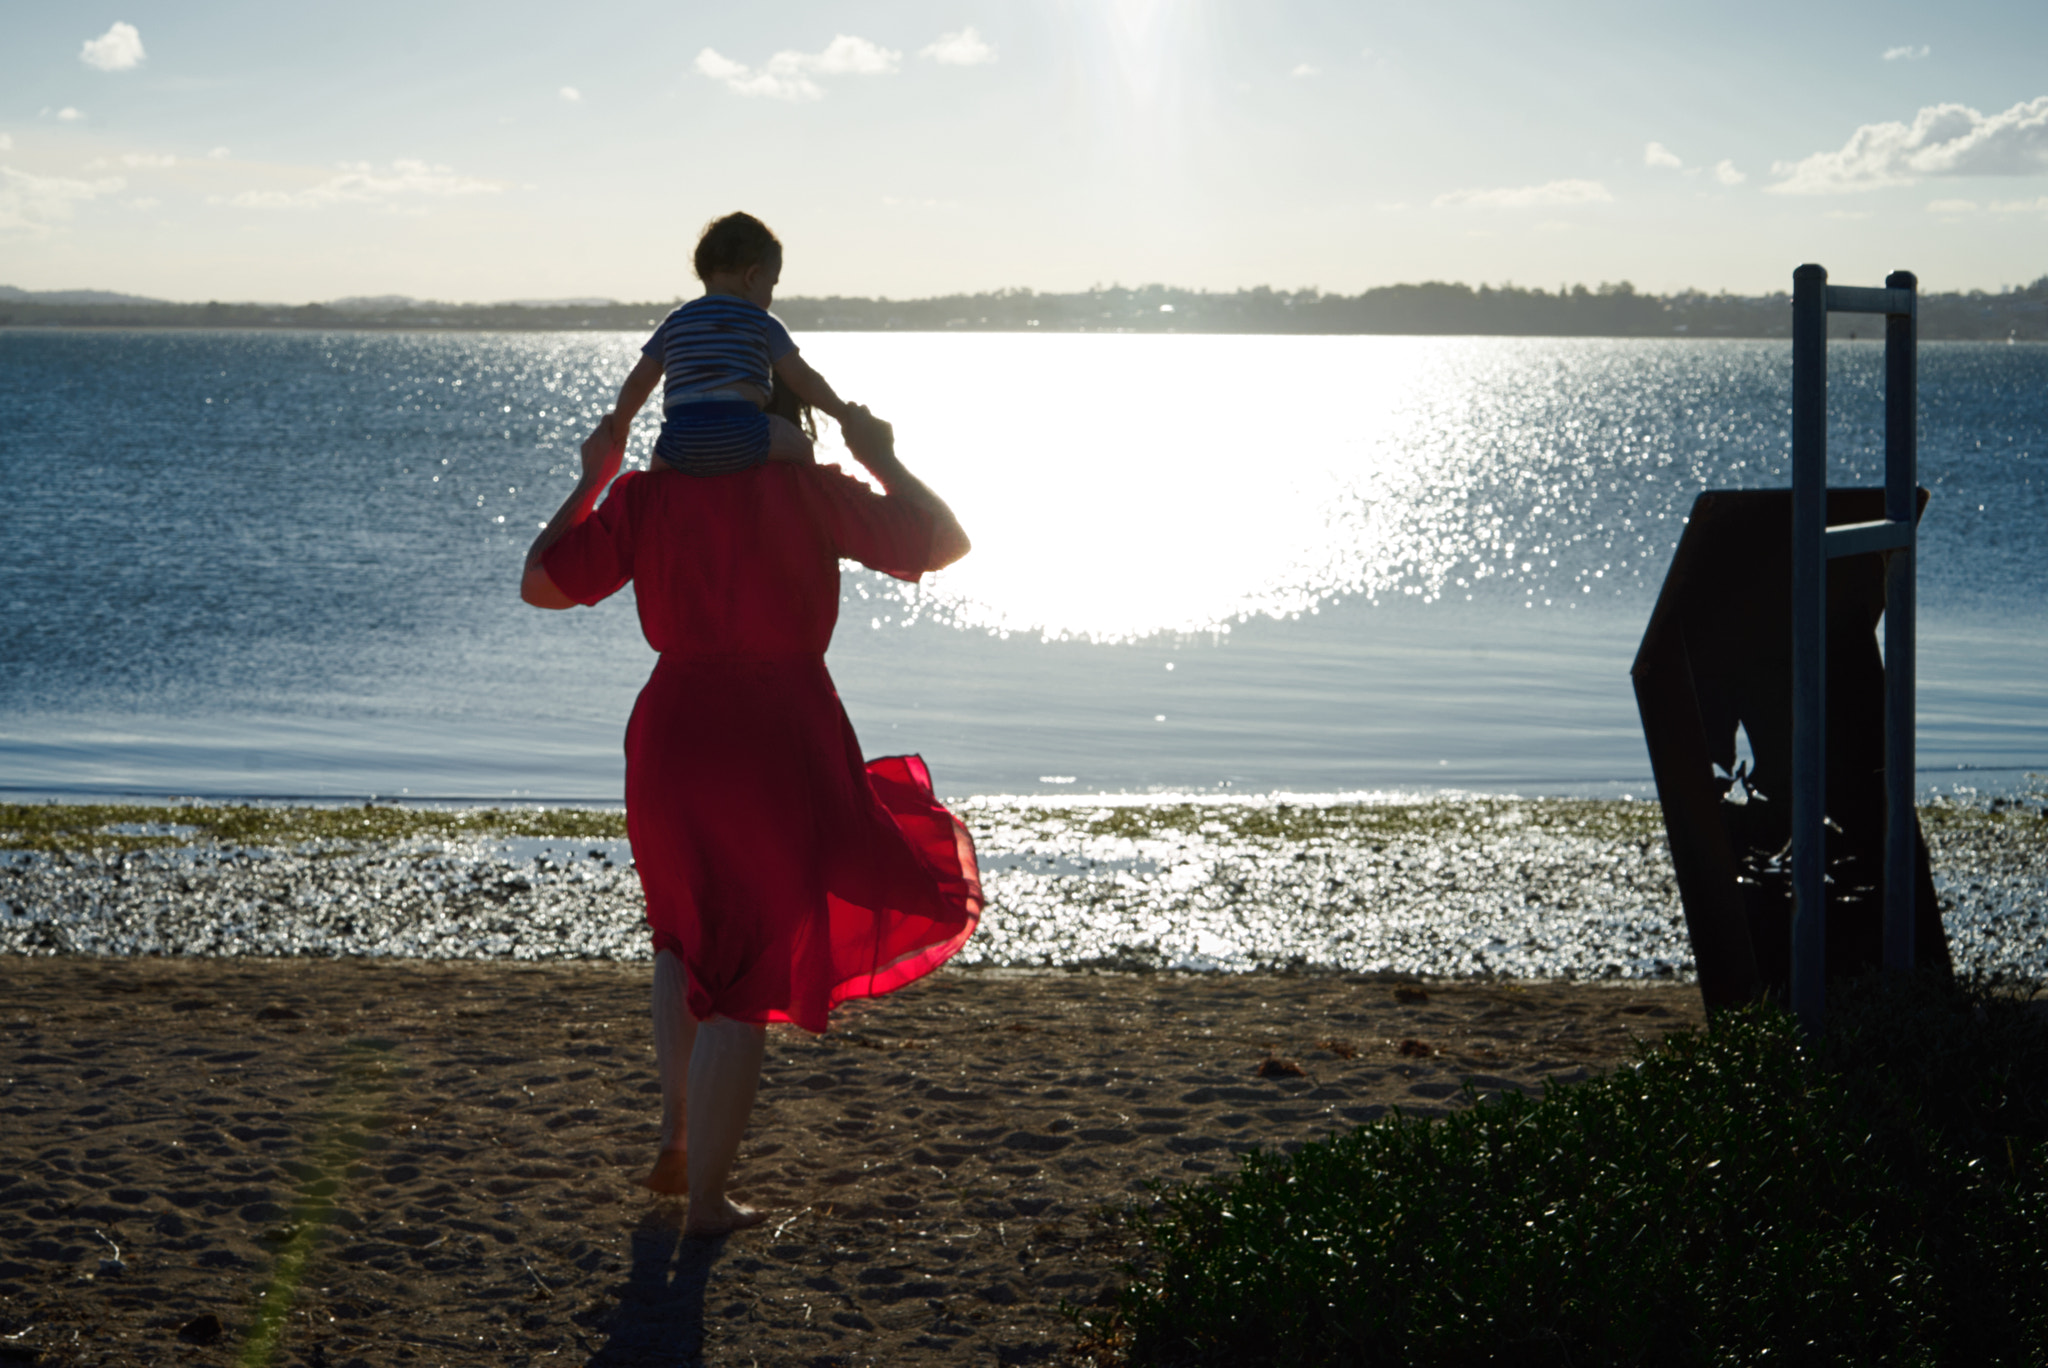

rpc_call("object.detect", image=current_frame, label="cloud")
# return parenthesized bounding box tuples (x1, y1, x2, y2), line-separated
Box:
(559, 86, 581, 102)
(695, 35, 901, 101)
(1433, 179, 1613, 209)
(696, 47, 818, 101)
(1990, 195, 2048, 212)
(0, 166, 125, 235)
(208, 146, 230, 159)
(223, 159, 505, 211)
(1714, 159, 1746, 185)
(81, 21, 145, 72)
(921, 27, 995, 66)
(0, 135, 11, 152)
(86, 152, 175, 170)
(1770, 95, 2048, 193)
(55, 107, 85, 122)
(1882, 45, 1931, 61)
(1644, 141, 1683, 169)
(1291, 63, 1320, 78)
(1925, 198, 1976, 213)
(808, 35, 900, 74)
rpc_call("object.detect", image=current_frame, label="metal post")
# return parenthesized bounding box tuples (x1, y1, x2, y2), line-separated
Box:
(1790, 264, 1829, 1032)
(1883, 271, 1918, 970)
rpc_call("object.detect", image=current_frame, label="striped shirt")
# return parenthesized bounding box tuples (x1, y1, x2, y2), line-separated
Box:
(643, 294, 797, 406)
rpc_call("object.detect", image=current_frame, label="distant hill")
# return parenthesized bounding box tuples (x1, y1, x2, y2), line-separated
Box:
(0, 285, 170, 307)
(3, 279, 2045, 340)
(324, 294, 622, 312)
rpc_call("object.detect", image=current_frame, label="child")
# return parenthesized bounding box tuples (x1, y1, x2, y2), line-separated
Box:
(608, 212, 853, 476)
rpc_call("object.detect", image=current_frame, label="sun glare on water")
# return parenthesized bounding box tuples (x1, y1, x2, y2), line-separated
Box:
(803, 333, 1458, 641)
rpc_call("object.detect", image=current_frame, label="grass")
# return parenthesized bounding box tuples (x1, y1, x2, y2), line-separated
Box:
(1083, 974, 2048, 1366)
(1002, 797, 1672, 847)
(0, 801, 626, 854)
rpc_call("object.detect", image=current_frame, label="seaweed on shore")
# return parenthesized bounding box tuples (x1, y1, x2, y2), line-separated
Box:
(0, 801, 626, 855)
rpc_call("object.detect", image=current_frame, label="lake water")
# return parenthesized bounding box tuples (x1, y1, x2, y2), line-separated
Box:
(2, 330, 2043, 803)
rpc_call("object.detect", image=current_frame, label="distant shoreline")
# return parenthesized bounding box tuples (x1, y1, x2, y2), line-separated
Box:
(5, 278, 2046, 340)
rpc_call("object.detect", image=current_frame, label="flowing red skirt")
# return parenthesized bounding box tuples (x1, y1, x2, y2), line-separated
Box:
(624, 654, 981, 1033)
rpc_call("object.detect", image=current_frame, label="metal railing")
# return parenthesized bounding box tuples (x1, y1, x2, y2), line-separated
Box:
(1789, 264, 1918, 1033)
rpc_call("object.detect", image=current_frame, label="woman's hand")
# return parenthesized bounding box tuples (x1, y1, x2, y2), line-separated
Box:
(840, 404, 898, 467)
(523, 416, 628, 608)
(838, 405, 971, 571)
(583, 414, 626, 487)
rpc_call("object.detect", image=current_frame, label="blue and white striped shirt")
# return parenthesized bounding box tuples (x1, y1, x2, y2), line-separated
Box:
(643, 295, 797, 406)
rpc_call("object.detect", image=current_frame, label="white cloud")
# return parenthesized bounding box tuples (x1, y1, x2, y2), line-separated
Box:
(56, 108, 85, 122)
(1433, 179, 1613, 209)
(1989, 195, 2048, 213)
(1925, 198, 1976, 213)
(223, 159, 505, 211)
(921, 27, 995, 66)
(0, 166, 125, 235)
(1882, 45, 1931, 61)
(0, 135, 11, 152)
(1291, 63, 1320, 78)
(80, 22, 145, 72)
(696, 47, 819, 101)
(1824, 210, 1872, 220)
(1644, 141, 1683, 169)
(208, 147, 230, 160)
(807, 35, 900, 75)
(695, 36, 901, 101)
(559, 86, 581, 102)
(1714, 159, 1746, 186)
(1770, 95, 2048, 193)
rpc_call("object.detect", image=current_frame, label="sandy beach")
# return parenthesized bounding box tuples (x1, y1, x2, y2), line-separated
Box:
(0, 955, 1707, 1367)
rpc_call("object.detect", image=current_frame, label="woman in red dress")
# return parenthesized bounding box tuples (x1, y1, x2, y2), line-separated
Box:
(520, 409, 979, 1237)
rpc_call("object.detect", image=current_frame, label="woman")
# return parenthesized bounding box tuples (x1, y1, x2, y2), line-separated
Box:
(521, 405, 980, 1237)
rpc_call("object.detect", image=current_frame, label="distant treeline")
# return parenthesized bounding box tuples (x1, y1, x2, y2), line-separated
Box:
(6, 278, 2047, 340)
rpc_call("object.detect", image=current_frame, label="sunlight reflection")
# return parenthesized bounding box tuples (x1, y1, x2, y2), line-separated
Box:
(804, 334, 1477, 639)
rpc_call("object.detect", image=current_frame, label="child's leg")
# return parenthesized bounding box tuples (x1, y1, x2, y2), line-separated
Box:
(764, 414, 815, 465)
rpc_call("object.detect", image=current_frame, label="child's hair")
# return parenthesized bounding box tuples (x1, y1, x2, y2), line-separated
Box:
(765, 375, 816, 441)
(694, 212, 781, 282)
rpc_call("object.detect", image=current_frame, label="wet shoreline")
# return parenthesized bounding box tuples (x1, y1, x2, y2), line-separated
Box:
(5, 794, 2042, 981)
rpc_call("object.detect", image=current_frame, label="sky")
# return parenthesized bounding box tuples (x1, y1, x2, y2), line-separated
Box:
(3, 1, 2046, 303)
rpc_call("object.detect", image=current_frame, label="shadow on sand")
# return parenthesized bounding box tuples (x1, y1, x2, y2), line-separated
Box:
(583, 1205, 728, 1366)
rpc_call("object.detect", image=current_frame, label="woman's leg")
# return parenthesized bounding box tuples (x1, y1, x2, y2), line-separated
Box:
(683, 1017, 769, 1236)
(640, 949, 695, 1194)
(763, 414, 815, 464)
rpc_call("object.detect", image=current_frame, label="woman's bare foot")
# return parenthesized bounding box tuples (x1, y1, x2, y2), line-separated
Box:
(638, 1150, 688, 1195)
(683, 1197, 767, 1239)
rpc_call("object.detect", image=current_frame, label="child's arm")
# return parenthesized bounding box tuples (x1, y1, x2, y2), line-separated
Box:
(772, 351, 851, 424)
(611, 353, 664, 437)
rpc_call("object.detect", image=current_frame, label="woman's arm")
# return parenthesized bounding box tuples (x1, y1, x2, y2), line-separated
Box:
(841, 407, 971, 571)
(521, 417, 625, 609)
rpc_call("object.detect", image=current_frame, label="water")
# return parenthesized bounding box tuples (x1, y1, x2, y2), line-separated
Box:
(2, 331, 2044, 802)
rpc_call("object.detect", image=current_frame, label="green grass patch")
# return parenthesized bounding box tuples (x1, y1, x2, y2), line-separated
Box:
(0, 801, 626, 855)
(1025, 798, 1671, 847)
(1086, 975, 2048, 1366)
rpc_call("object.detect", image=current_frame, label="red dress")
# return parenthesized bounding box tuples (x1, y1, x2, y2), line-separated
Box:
(541, 463, 982, 1033)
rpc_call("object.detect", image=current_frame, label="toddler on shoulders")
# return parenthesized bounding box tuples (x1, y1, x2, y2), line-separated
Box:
(608, 212, 853, 476)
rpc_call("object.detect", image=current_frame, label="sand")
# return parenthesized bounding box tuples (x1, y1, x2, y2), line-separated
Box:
(0, 956, 1706, 1367)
